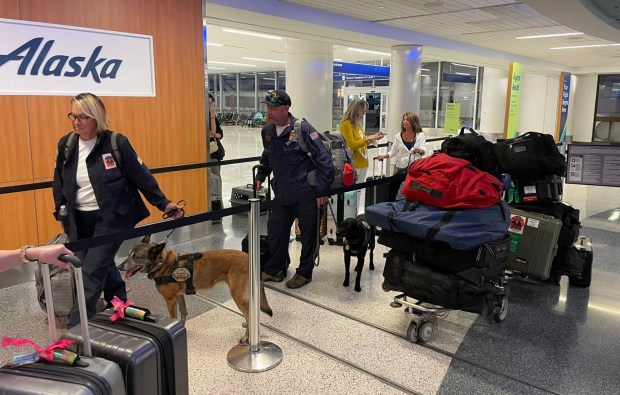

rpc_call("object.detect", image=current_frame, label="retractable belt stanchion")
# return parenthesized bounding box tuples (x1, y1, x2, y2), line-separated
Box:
(227, 198, 283, 372)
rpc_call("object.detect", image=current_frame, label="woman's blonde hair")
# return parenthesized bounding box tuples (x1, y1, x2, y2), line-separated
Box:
(401, 112, 422, 135)
(341, 99, 368, 128)
(71, 93, 110, 133)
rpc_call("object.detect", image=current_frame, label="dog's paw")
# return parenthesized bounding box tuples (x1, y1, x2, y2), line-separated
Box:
(370, 263, 375, 271)
(355, 285, 362, 292)
(343, 279, 349, 287)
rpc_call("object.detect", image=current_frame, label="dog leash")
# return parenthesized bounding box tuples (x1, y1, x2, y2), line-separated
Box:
(161, 203, 187, 244)
(313, 205, 326, 267)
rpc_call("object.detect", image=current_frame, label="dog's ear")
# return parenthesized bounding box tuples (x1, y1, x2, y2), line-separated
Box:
(141, 235, 151, 244)
(148, 242, 166, 261)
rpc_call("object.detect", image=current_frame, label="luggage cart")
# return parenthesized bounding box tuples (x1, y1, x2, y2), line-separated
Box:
(383, 280, 509, 344)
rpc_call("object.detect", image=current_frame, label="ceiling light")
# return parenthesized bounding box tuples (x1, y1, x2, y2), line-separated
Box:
(516, 32, 583, 40)
(206, 42, 223, 47)
(208, 61, 256, 67)
(422, 68, 430, 71)
(451, 63, 477, 69)
(242, 57, 285, 63)
(334, 58, 343, 61)
(207, 66, 226, 70)
(550, 44, 608, 50)
(347, 47, 390, 56)
(222, 28, 282, 40)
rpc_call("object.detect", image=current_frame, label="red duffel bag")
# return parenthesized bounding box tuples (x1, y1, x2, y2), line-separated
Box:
(401, 152, 502, 209)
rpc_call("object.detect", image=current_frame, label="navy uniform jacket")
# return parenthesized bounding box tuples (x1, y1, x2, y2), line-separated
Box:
(53, 130, 170, 240)
(257, 115, 335, 200)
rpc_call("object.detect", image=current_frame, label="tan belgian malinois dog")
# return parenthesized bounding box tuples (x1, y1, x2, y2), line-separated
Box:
(119, 235, 272, 343)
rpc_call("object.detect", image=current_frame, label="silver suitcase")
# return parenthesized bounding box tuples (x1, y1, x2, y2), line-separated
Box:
(0, 257, 125, 394)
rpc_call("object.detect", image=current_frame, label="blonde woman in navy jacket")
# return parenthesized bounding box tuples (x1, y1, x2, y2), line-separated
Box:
(52, 92, 183, 328)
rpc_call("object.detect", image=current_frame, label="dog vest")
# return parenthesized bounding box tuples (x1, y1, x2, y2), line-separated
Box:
(153, 252, 202, 295)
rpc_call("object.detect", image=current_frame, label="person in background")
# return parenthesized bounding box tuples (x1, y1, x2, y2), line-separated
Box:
(208, 93, 225, 223)
(256, 89, 335, 289)
(376, 112, 427, 173)
(340, 99, 384, 212)
(0, 244, 73, 273)
(53, 92, 184, 328)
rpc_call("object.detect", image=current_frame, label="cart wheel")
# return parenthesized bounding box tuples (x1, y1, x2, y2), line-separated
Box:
(493, 297, 508, 323)
(418, 321, 434, 343)
(406, 321, 418, 343)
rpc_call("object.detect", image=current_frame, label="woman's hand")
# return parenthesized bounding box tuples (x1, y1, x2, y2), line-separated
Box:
(164, 202, 185, 219)
(27, 245, 72, 268)
(411, 147, 425, 155)
(375, 154, 388, 160)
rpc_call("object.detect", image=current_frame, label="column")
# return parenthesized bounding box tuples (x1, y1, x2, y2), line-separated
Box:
(479, 67, 509, 141)
(285, 38, 333, 132)
(386, 45, 422, 142)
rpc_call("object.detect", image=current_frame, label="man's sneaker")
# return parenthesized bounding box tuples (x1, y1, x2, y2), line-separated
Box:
(261, 271, 285, 282)
(285, 274, 311, 289)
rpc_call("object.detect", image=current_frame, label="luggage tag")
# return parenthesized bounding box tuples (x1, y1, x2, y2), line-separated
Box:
(110, 296, 157, 322)
(2, 337, 87, 367)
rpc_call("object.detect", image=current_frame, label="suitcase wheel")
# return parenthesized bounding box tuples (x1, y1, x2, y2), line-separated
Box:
(493, 296, 508, 323)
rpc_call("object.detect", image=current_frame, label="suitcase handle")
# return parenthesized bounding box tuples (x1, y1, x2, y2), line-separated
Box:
(41, 256, 92, 357)
(252, 164, 271, 200)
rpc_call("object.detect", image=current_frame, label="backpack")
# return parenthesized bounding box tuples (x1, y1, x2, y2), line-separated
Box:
(293, 119, 356, 188)
(493, 131, 566, 179)
(62, 130, 122, 168)
(401, 152, 503, 209)
(34, 233, 76, 321)
(441, 127, 497, 175)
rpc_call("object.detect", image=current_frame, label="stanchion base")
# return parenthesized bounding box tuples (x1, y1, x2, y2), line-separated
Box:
(227, 341, 283, 372)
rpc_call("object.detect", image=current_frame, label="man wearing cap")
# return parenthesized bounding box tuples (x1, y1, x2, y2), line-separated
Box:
(256, 89, 335, 289)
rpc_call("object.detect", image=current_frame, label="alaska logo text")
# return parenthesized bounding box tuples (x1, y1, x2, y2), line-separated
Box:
(0, 37, 123, 83)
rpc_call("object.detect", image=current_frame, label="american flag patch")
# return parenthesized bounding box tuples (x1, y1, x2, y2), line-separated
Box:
(310, 131, 319, 140)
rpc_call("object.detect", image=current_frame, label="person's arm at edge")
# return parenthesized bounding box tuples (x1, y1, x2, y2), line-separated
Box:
(0, 244, 72, 273)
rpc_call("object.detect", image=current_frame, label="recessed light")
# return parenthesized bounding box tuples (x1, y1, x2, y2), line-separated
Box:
(222, 28, 282, 40)
(206, 42, 223, 47)
(208, 61, 256, 67)
(347, 47, 390, 56)
(550, 44, 608, 49)
(516, 32, 583, 40)
(242, 57, 285, 63)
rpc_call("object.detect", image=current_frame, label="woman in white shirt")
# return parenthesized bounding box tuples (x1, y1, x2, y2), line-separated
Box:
(376, 112, 427, 173)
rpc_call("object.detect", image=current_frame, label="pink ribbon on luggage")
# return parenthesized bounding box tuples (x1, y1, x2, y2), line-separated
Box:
(110, 296, 134, 321)
(1, 337, 74, 362)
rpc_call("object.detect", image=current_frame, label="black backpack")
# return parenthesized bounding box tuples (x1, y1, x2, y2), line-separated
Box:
(61, 130, 122, 168)
(441, 127, 497, 175)
(493, 131, 566, 179)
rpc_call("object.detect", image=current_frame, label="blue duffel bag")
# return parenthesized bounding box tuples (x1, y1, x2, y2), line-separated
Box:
(366, 193, 510, 250)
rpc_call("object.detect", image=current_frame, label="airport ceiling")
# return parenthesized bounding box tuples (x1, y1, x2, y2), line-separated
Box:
(204, 0, 620, 75)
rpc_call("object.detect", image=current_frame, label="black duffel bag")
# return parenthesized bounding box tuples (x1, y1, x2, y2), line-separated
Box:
(494, 132, 566, 179)
(382, 249, 505, 316)
(441, 127, 498, 175)
(512, 201, 580, 248)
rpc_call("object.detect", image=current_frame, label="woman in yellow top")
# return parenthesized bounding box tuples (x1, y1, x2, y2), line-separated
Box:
(340, 99, 384, 212)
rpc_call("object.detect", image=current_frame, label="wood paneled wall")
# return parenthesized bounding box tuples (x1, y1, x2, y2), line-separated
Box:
(0, 0, 207, 248)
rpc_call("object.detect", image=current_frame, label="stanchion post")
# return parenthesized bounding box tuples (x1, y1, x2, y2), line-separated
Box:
(227, 198, 283, 372)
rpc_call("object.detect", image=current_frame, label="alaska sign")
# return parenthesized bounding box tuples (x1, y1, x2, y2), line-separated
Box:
(0, 18, 155, 96)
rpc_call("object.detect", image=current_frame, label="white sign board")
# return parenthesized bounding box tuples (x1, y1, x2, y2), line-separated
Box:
(0, 18, 155, 96)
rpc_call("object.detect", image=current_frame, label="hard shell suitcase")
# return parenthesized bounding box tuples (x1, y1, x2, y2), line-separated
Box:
(62, 309, 188, 395)
(0, 258, 125, 395)
(569, 236, 593, 288)
(506, 208, 561, 280)
(365, 158, 391, 207)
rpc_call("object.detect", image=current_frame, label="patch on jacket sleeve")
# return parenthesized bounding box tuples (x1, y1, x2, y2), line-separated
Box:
(310, 131, 319, 140)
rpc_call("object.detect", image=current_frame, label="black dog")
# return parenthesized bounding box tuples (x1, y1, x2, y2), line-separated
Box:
(336, 214, 375, 292)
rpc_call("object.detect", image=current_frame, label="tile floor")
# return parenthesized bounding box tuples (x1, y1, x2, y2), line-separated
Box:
(1, 125, 619, 394)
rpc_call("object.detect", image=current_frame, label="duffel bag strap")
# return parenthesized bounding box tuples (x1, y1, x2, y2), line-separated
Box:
(425, 211, 456, 245)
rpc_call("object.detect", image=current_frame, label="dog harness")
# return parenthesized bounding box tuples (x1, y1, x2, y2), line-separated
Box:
(153, 252, 202, 295)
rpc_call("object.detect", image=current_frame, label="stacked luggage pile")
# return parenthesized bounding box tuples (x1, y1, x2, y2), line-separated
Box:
(366, 130, 512, 342)
(494, 132, 592, 287)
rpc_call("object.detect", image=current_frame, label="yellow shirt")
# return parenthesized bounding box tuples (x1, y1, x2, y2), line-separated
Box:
(340, 120, 368, 169)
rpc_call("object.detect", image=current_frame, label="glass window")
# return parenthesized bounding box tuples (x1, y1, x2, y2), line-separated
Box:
(420, 62, 439, 128)
(437, 62, 478, 130)
(594, 74, 620, 142)
(333, 79, 345, 131)
(239, 73, 256, 116)
(221, 74, 237, 113)
(277, 71, 286, 90)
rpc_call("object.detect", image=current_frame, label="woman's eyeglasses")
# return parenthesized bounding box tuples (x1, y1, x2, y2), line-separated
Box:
(67, 113, 91, 122)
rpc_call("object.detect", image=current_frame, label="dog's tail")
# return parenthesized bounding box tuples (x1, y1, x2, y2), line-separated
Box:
(259, 284, 273, 317)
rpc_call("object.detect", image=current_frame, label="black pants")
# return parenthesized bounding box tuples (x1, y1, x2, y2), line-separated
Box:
(68, 210, 127, 327)
(264, 202, 318, 280)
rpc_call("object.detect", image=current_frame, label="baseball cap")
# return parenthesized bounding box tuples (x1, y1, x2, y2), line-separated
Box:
(263, 89, 291, 107)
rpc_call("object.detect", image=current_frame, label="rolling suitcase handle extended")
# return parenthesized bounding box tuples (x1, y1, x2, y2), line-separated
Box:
(41, 254, 92, 356)
(252, 164, 271, 200)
